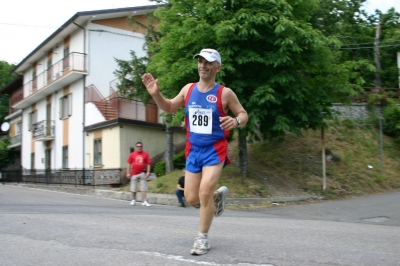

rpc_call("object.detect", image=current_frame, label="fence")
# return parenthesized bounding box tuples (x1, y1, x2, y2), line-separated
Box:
(0, 168, 122, 188)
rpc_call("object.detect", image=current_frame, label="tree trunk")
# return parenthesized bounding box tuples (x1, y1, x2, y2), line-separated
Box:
(238, 129, 248, 175)
(374, 22, 382, 88)
(165, 117, 174, 173)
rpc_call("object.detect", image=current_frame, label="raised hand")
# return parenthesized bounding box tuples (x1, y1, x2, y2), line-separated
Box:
(142, 73, 160, 96)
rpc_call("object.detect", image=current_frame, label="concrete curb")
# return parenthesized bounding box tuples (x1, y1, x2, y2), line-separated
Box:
(4, 183, 322, 206)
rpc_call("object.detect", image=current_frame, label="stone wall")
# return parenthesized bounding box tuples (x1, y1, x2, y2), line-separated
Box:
(331, 103, 382, 120)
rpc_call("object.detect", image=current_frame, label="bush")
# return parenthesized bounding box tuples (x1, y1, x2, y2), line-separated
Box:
(173, 151, 185, 169)
(0, 137, 14, 169)
(154, 161, 166, 177)
(382, 102, 400, 142)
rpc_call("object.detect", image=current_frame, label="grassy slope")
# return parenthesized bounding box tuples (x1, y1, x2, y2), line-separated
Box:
(132, 119, 400, 200)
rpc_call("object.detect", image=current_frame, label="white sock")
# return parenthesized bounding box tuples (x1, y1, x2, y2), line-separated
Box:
(198, 232, 208, 238)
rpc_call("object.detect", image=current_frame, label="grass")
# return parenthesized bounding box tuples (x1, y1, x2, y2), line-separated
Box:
(121, 119, 400, 201)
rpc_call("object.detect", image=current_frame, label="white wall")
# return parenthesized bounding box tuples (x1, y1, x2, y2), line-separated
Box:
(85, 102, 106, 126)
(86, 23, 147, 98)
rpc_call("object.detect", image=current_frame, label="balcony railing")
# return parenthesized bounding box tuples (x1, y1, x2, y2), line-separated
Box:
(85, 85, 162, 124)
(11, 53, 87, 108)
(32, 120, 55, 141)
(10, 134, 22, 147)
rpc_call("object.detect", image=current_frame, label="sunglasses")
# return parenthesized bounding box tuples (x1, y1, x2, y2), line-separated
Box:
(136, 146, 142, 148)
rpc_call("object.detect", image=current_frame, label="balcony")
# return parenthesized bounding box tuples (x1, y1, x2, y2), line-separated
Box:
(13, 52, 87, 109)
(32, 120, 55, 141)
(9, 134, 22, 148)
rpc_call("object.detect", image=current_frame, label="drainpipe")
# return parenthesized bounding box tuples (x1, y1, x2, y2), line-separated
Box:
(73, 22, 86, 170)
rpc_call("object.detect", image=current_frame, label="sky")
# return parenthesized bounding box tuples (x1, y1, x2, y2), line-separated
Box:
(0, 0, 399, 65)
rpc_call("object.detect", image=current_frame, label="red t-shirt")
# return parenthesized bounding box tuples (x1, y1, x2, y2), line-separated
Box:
(127, 151, 151, 175)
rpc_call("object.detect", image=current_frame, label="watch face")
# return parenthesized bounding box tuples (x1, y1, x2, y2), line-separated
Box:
(236, 117, 241, 125)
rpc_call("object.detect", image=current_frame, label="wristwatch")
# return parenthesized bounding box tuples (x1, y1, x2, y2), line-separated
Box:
(235, 117, 241, 127)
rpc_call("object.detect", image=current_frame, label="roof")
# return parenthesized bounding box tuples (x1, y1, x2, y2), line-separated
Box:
(12, 5, 158, 73)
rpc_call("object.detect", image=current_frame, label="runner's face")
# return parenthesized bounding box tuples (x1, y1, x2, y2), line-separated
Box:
(197, 57, 220, 80)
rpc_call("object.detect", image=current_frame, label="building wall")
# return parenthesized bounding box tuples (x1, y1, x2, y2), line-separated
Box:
(86, 22, 146, 99)
(84, 125, 186, 169)
(119, 125, 186, 169)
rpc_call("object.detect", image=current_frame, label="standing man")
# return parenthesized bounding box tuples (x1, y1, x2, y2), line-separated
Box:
(142, 48, 248, 255)
(126, 142, 152, 207)
(176, 169, 186, 207)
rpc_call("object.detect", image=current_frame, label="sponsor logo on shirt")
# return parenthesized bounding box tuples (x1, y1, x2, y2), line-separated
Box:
(206, 95, 217, 103)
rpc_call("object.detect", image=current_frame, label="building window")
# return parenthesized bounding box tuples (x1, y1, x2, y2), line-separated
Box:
(59, 94, 72, 119)
(62, 146, 68, 169)
(16, 122, 22, 135)
(28, 111, 38, 131)
(94, 139, 102, 166)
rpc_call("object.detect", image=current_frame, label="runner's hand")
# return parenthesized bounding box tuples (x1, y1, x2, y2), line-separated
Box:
(142, 73, 160, 96)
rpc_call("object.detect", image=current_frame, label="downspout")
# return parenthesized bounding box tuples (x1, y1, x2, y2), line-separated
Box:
(73, 21, 86, 170)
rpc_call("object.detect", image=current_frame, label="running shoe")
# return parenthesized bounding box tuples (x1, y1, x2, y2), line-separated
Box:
(130, 200, 136, 206)
(190, 234, 210, 255)
(214, 186, 228, 217)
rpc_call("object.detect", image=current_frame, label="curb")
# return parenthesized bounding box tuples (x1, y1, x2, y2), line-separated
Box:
(4, 183, 322, 206)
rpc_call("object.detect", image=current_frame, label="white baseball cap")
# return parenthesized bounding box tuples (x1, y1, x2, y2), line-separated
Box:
(193, 48, 222, 65)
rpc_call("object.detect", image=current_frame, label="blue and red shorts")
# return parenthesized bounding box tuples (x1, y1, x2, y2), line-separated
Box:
(185, 138, 231, 173)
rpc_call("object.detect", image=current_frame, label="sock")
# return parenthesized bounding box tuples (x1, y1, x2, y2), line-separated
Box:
(198, 232, 208, 238)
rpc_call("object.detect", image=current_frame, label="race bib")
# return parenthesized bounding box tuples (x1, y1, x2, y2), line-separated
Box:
(188, 107, 213, 134)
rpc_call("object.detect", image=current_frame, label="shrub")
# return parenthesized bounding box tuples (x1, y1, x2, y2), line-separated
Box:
(173, 151, 186, 169)
(154, 161, 166, 177)
(382, 102, 400, 142)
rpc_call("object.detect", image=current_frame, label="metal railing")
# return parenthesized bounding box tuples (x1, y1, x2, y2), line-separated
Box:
(0, 168, 122, 187)
(10, 134, 21, 146)
(32, 120, 55, 140)
(85, 85, 161, 123)
(10, 53, 87, 105)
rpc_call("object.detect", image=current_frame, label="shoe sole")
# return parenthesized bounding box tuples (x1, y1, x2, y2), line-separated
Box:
(214, 186, 228, 217)
(190, 244, 210, 255)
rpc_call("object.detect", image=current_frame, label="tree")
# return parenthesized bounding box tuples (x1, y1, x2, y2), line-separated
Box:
(311, 1, 400, 90)
(0, 137, 14, 169)
(114, 7, 179, 173)
(0, 60, 16, 123)
(145, 0, 370, 174)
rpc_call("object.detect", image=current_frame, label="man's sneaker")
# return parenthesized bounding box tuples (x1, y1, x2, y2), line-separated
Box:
(214, 186, 228, 217)
(180, 202, 186, 207)
(190, 234, 210, 255)
(130, 200, 136, 206)
(141, 201, 151, 207)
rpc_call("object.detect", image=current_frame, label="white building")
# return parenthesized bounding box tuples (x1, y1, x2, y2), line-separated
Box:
(3, 6, 185, 178)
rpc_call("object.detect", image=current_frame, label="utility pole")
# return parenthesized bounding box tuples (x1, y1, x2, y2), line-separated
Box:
(374, 21, 382, 88)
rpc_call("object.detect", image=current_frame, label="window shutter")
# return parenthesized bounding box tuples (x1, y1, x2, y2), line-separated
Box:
(59, 98, 63, 119)
(68, 94, 72, 116)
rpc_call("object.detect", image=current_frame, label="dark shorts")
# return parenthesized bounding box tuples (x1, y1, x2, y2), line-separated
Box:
(185, 138, 230, 173)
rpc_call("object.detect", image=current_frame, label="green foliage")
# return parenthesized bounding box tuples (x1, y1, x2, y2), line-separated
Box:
(154, 160, 166, 176)
(145, 0, 372, 142)
(153, 152, 186, 177)
(0, 60, 17, 123)
(173, 151, 185, 169)
(113, 51, 152, 103)
(0, 137, 14, 169)
(0, 60, 16, 88)
(382, 100, 400, 142)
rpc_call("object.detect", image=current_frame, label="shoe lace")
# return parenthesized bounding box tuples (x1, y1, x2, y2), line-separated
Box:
(194, 236, 208, 249)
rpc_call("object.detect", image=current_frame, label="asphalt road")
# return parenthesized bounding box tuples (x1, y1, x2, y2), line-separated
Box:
(1, 185, 399, 266)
